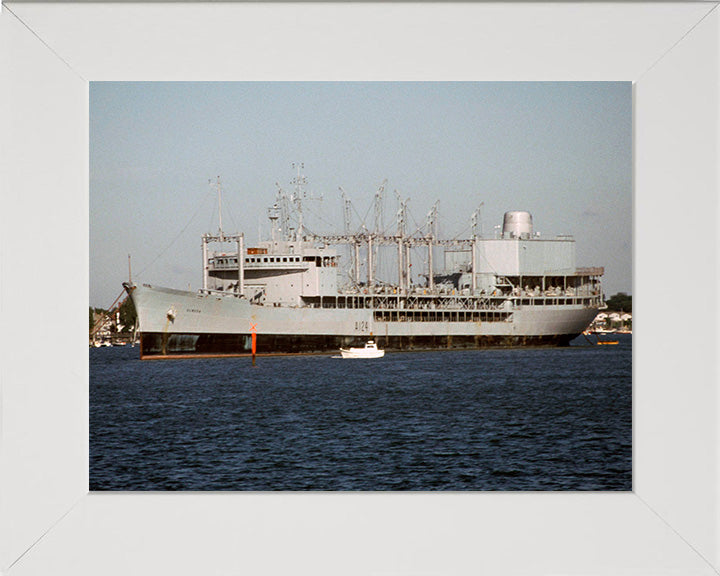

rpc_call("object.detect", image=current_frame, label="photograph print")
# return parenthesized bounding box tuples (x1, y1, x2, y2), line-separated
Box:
(90, 81, 632, 491)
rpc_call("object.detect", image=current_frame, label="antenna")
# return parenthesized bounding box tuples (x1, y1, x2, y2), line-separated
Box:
(472, 202, 484, 238)
(478, 201, 484, 237)
(426, 201, 439, 239)
(267, 203, 280, 243)
(209, 176, 224, 240)
(339, 186, 358, 287)
(291, 162, 306, 240)
(374, 179, 387, 234)
(395, 190, 405, 236)
(274, 182, 292, 240)
(339, 186, 352, 235)
(395, 191, 408, 292)
(425, 201, 438, 291)
(371, 180, 386, 280)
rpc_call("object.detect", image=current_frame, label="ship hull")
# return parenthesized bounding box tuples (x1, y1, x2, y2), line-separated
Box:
(127, 284, 599, 358)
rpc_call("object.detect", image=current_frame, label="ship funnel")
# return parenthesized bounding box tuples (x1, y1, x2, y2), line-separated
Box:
(502, 211, 533, 239)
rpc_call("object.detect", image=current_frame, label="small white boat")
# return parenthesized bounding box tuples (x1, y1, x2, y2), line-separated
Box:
(339, 340, 385, 359)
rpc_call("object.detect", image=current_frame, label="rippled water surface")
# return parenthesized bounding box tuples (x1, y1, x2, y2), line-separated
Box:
(90, 335, 631, 490)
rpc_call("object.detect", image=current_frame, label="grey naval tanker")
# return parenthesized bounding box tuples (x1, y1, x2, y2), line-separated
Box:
(124, 179, 604, 358)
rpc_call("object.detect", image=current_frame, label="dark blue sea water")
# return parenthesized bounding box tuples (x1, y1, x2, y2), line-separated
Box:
(90, 334, 631, 491)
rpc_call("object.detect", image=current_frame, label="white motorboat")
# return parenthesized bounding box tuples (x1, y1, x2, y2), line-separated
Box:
(339, 340, 385, 359)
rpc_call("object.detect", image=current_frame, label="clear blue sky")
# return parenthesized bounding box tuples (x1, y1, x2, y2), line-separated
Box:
(90, 82, 631, 308)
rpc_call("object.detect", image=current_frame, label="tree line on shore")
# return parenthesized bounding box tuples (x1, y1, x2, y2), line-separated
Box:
(604, 292, 631, 313)
(89, 297, 137, 333)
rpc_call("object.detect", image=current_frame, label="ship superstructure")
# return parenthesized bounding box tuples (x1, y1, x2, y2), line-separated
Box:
(125, 171, 604, 357)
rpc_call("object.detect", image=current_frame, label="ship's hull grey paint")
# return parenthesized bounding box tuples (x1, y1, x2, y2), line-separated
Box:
(128, 283, 598, 356)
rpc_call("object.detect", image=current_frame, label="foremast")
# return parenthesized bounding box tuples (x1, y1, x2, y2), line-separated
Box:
(201, 176, 245, 295)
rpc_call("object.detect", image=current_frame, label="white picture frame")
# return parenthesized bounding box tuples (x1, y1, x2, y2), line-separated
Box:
(1, 2, 718, 574)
